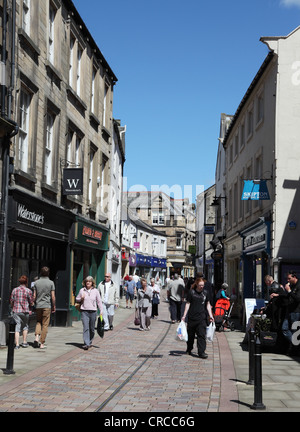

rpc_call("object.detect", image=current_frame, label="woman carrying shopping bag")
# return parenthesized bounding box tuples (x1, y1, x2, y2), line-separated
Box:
(181, 278, 214, 359)
(137, 278, 153, 331)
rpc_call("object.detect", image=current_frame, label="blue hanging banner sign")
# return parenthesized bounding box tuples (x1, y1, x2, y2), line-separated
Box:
(241, 180, 270, 201)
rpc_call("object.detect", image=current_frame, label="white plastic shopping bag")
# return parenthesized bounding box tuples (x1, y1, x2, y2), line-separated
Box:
(206, 322, 216, 342)
(176, 320, 188, 342)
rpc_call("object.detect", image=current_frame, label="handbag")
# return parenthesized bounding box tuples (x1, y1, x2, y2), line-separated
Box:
(152, 293, 160, 305)
(97, 315, 104, 338)
(74, 302, 81, 311)
(134, 308, 140, 326)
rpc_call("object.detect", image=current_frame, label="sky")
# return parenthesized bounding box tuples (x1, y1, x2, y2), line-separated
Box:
(74, 0, 300, 203)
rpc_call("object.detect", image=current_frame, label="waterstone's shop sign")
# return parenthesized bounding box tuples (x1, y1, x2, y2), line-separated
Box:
(17, 204, 44, 225)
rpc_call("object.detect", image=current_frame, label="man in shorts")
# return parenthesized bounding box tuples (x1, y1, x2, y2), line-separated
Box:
(124, 275, 136, 308)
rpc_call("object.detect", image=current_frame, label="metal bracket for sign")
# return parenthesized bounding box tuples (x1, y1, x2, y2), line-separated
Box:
(60, 158, 81, 169)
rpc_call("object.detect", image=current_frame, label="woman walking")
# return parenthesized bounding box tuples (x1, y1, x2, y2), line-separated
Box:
(76, 276, 103, 350)
(137, 278, 153, 331)
(181, 278, 214, 359)
(150, 278, 160, 318)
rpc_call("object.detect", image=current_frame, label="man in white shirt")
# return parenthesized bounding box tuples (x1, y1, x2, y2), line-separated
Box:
(97, 273, 119, 330)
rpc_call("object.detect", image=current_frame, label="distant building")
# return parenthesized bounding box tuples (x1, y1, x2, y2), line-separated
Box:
(121, 203, 167, 284)
(125, 191, 196, 279)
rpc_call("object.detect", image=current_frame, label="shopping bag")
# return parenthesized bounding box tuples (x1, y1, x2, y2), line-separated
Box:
(176, 321, 188, 342)
(206, 322, 216, 342)
(134, 308, 140, 326)
(97, 315, 104, 338)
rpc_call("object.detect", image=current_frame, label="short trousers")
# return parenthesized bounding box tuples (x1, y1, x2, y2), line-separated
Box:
(13, 313, 29, 333)
(126, 292, 134, 301)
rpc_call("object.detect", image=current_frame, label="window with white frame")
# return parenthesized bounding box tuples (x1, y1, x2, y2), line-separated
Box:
(152, 211, 164, 225)
(257, 92, 264, 125)
(176, 232, 182, 248)
(240, 122, 245, 149)
(22, 0, 31, 35)
(103, 82, 109, 127)
(160, 239, 165, 256)
(91, 66, 97, 114)
(67, 128, 83, 167)
(19, 87, 31, 173)
(234, 133, 239, 159)
(48, 2, 56, 64)
(69, 35, 75, 87)
(76, 44, 83, 96)
(247, 108, 253, 137)
(100, 155, 108, 211)
(88, 146, 96, 203)
(45, 111, 55, 184)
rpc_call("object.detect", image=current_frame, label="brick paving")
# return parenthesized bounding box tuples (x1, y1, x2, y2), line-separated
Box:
(0, 297, 238, 413)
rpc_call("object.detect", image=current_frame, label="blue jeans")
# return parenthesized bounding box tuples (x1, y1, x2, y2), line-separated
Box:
(81, 310, 97, 346)
(282, 312, 300, 343)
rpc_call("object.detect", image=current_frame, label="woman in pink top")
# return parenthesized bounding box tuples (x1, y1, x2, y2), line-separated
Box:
(76, 276, 103, 350)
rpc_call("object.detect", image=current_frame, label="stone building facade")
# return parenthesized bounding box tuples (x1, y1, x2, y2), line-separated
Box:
(0, 0, 124, 330)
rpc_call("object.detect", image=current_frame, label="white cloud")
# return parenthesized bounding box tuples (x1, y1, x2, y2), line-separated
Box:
(280, 0, 300, 7)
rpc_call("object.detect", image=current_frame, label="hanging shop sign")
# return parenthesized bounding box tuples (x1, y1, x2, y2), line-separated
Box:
(241, 180, 270, 201)
(63, 168, 83, 195)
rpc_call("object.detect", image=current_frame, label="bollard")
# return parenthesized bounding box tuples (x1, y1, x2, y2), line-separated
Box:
(247, 327, 255, 385)
(251, 335, 266, 410)
(3, 317, 16, 375)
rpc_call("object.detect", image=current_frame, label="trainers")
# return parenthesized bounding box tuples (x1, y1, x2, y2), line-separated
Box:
(15, 345, 20, 350)
(21, 343, 29, 348)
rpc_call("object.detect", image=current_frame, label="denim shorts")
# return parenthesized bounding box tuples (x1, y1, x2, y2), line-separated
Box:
(126, 292, 134, 301)
(13, 313, 29, 333)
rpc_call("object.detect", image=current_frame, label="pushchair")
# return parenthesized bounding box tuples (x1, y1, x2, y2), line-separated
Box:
(213, 297, 235, 331)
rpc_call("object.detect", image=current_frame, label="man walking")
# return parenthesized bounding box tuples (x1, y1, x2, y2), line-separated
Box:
(97, 273, 119, 330)
(33, 267, 56, 349)
(124, 275, 136, 309)
(168, 274, 184, 323)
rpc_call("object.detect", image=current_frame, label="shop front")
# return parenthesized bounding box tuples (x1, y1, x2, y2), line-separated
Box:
(151, 257, 167, 284)
(225, 233, 243, 317)
(69, 217, 109, 322)
(4, 190, 74, 326)
(240, 220, 271, 299)
(136, 254, 152, 280)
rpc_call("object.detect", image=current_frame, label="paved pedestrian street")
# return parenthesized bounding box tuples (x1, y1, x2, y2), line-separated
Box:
(0, 298, 237, 413)
(1, 297, 300, 415)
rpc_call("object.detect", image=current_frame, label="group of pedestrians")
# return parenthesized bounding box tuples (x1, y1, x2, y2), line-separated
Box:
(9, 266, 217, 359)
(10, 266, 56, 350)
(263, 270, 300, 354)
